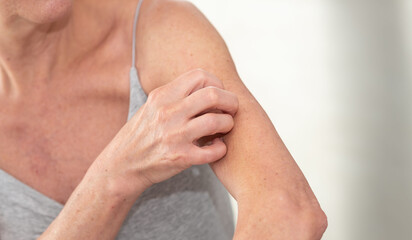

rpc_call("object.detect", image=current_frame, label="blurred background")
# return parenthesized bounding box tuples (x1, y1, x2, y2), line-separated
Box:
(189, 0, 412, 239)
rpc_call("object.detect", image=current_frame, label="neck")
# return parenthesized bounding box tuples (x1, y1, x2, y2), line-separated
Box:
(0, 1, 118, 97)
(0, 12, 67, 96)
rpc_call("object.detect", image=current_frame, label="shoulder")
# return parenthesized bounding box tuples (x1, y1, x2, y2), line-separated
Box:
(125, 0, 241, 93)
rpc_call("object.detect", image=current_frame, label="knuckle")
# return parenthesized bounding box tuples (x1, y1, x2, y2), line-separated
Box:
(165, 148, 186, 163)
(206, 88, 220, 105)
(193, 69, 209, 81)
(194, 68, 208, 76)
(171, 149, 191, 167)
(156, 106, 170, 122)
(147, 88, 161, 103)
(166, 104, 179, 116)
(155, 103, 180, 122)
(215, 78, 224, 88)
(191, 68, 224, 89)
(174, 149, 187, 162)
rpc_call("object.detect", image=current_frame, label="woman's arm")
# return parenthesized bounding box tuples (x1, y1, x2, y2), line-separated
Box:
(38, 163, 146, 240)
(135, 1, 327, 239)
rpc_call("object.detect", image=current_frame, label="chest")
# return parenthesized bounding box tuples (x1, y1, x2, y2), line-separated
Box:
(0, 73, 133, 205)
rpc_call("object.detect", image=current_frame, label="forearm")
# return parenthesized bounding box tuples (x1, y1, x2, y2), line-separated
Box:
(38, 159, 145, 240)
(210, 83, 327, 238)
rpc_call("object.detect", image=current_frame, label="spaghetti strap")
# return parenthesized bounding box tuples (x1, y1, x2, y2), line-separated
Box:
(131, 0, 144, 68)
(128, 0, 147, 121)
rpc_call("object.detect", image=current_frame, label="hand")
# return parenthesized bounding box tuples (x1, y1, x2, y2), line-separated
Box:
(93, 69, 239, 198)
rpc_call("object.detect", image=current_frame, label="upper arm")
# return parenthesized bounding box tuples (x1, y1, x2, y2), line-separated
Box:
(136, 0, 309, 201)
(136, 0, 245, 93)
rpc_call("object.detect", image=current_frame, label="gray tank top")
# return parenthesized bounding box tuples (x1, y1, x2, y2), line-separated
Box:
(0, 0, 235, 239)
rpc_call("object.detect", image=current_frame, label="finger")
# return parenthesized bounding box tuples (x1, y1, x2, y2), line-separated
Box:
(189, 138, 227, 165)
(162, 69, 224, 101)
(185, 113, 234, 141)
(180, 86, 239, 118)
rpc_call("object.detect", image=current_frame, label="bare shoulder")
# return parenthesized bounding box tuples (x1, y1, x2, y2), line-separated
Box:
(131, 0, 243, 93)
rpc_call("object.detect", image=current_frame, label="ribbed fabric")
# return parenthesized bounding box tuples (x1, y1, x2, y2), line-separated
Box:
(0, 0, 235, 239)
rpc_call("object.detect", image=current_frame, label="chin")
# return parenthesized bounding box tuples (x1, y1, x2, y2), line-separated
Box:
(16, 0, 73, 24)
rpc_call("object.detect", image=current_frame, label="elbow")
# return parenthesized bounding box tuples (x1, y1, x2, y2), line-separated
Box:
(275, 192, 328, 239)
(308, 206, 328, 239)
(278, 187, 328, 239)
(235, 190, 328, 239)
(298, 204, 328, 239)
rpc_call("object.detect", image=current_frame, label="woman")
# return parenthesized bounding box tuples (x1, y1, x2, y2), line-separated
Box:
(0, 0, 327, 239)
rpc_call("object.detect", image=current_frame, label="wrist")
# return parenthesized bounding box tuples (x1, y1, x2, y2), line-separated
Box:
(86, 157, 151, 202)
(42, 165, 143, 239)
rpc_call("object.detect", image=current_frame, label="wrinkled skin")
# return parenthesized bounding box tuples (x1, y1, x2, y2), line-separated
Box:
(93, 69, 239, 195)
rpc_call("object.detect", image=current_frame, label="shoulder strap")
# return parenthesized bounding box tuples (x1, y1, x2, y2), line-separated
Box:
(128, 0, 147, 121)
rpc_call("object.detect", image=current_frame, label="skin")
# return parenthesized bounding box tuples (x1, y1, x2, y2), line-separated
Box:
(0, 0, 327, 239)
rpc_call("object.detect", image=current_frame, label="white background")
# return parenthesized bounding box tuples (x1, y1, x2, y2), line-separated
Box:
(189, 0, 412, 239)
